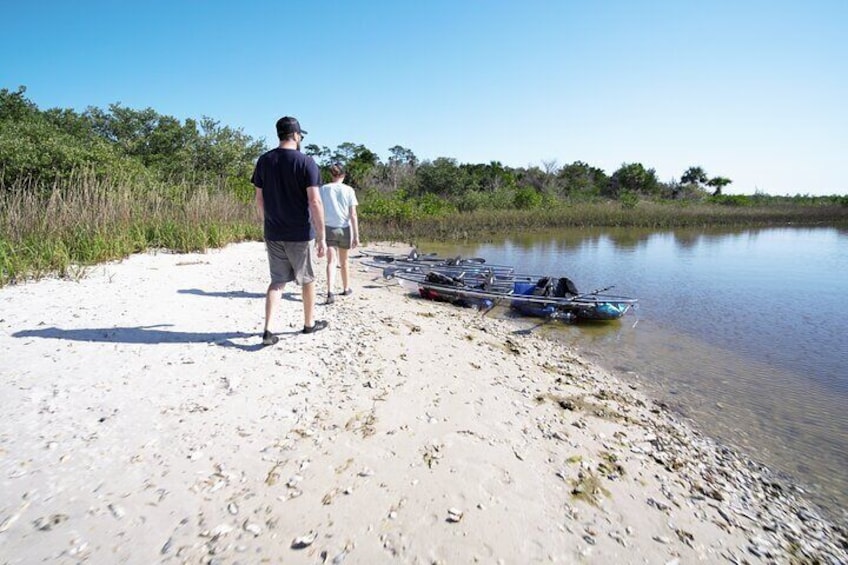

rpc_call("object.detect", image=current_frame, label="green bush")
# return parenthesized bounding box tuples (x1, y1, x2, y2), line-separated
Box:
(454, 190, 487, 212)
(227, 175, 256, 204)
(416, 193, 455, 216)
(513, 186, 542, 209)
(619, 191, 639, 209)
(359, 190, 416, 222)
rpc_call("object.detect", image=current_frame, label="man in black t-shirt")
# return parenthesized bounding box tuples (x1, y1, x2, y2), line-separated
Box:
(252, 116, 327, 345)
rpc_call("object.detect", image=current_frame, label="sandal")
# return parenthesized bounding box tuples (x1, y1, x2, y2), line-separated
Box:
(341, 288, 353, 296)
(302, 320, 329, 334)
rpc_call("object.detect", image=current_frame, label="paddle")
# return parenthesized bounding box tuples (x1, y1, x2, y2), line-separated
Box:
(571, 284, 616, 301)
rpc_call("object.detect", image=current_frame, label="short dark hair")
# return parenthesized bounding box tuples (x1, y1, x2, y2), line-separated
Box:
(329, 163, 345, 177)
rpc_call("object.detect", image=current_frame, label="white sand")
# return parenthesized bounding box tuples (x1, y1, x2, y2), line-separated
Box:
(0, 241, 844, 563)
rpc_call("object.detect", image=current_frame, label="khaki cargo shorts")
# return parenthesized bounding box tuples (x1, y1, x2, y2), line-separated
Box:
(265, 240, 315, 285)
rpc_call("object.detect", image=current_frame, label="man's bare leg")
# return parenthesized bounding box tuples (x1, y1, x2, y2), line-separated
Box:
(301, 281, 328, 333)
(302, 280, 316, 328)
(262, 283, 284, 345)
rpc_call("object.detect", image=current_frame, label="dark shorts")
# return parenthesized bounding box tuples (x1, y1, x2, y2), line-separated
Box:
(265, 240, 315, 285)
(325, 226, 352, 250)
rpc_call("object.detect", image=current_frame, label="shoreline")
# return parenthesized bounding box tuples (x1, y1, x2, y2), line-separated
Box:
(0, 241, 845, 563)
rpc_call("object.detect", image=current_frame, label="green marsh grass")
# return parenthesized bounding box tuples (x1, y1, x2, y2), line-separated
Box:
(0, 172, 260, 285)
(361, 199, 848, 241)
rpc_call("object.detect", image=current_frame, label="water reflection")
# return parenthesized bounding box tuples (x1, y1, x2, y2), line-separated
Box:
(419, 226, 848, 517)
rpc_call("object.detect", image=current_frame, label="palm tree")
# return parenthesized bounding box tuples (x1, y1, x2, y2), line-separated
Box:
(707, 176, 732, 196)
(681, 166, 708, 186)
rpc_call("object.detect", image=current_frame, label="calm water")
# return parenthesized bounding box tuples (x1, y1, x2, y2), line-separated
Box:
(419, 227, 848, 517)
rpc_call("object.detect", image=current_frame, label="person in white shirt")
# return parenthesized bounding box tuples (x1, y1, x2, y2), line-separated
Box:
(319, 163, 360, 304)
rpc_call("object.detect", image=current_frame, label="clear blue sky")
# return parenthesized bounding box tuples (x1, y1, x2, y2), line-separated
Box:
(2, 0, 846, 195)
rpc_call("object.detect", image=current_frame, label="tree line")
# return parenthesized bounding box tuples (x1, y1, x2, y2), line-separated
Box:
(0, 86, 263, 198)
(3, 85, 843, 214)
(306, 143, 734, 200)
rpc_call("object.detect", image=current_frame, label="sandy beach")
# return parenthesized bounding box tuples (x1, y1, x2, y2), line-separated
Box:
(0, 241, 845, 564)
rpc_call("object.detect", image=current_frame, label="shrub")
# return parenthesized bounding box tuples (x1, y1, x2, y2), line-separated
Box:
(358, 190, 415, 221)
(619, 191, 639, 209)
(513, 186, 542, 209)
(227, 175, 255, 204)
(416, 193, 455, 216)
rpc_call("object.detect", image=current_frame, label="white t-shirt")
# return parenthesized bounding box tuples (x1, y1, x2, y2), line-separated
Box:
(320, 182, 358, 228)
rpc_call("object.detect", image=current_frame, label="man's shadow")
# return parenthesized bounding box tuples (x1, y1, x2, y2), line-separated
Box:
(12, 325, 278, 352)
(178, 288, 266, 299)
(12, 286, 308, 351)
(178, 288, 301, 303)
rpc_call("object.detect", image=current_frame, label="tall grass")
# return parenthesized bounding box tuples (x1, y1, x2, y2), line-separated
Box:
(361, 200, 848, 241)
(0, 171, 260, 285)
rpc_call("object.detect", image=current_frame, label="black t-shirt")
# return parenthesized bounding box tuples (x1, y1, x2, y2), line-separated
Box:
(251, 148, 321, 241)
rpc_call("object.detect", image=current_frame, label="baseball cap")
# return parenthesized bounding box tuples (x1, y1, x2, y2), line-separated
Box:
(276, 116, 307, 137)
